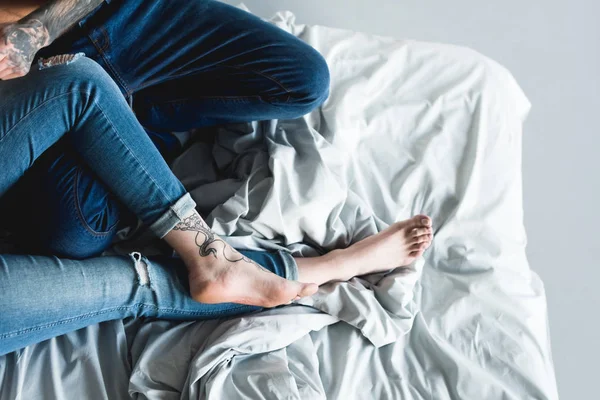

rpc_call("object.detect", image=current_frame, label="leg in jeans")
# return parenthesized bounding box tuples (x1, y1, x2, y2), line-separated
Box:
(0, 213, 436, 356)
(39, 0, 330, 129)
(0, 56, 189, 230)
(0, 55, 316, 307)
(1, 142, 125, 259)
(24, 0, 330, 258)
(3, 130, 176, 259)
(0, 249, 298, 356)
(34, 146, 126, 258)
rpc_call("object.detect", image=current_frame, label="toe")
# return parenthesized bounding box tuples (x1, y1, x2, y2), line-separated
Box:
(410, 241, 429, 251)
(407, 214, 432, 230)
(411, 227, 431, 237)
(410, 243, 428, 255)
(415, 234, 430, 244)
(425, 234, 433, 248)
(409, 249, 425, 258)
(415, 214, 432, 227)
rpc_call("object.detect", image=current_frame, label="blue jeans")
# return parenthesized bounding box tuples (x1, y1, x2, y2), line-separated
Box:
(0, 56, 302, 355)
(0, 56, 197, 240)
(8, 0, 329, 258)
(0, 249, 299, 356)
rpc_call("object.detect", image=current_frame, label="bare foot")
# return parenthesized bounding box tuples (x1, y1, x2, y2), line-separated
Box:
(165, 211, 318, 308)
(297, 215, 433, 285)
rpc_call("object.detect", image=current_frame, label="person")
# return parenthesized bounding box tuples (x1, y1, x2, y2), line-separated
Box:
(0, 1, 433, 356)
(0, 0, 332, 258)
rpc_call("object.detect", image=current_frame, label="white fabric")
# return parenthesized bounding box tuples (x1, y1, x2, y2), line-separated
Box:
(0, 9, 558, 400)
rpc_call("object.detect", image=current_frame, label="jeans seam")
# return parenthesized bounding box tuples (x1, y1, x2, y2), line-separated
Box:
(0, 91, 92, 142)
(92, 101, 175, 207)
(0, 304, 253, 339)
(99, 27, 111, 52)
(73, 168, 119, 237)
(88, 30, 132, 96)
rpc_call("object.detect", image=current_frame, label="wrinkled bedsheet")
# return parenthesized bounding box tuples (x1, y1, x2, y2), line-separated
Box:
(0, 8, 558, 400)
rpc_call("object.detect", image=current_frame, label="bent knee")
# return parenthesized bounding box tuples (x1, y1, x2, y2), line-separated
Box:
(37, 55, 122, 99)
(288, 46, 331, 114)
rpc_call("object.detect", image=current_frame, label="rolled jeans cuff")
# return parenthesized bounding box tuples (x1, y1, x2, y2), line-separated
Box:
(149, 193, 197, 238)
(279, 250, 299, 281)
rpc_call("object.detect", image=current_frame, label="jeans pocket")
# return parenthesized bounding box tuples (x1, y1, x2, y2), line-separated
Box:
(73, 168, 121, 236)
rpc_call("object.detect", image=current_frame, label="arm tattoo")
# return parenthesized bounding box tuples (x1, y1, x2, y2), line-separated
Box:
(23, 0, 104, 42)
(172, 213, 271, 273)
(0, 0, 102, 74)
(1, 20, 49, 71)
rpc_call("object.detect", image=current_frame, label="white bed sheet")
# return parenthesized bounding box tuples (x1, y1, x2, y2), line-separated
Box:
(0, 8, 558, 400)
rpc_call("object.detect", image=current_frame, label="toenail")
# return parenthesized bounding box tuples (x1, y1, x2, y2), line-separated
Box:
(421, 218, 429, 225)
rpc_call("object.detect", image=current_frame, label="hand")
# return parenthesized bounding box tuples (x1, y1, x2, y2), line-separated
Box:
(0, 21, 49, 80)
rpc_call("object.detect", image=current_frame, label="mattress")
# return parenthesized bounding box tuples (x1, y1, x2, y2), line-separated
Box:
(0, 8, 558, 400)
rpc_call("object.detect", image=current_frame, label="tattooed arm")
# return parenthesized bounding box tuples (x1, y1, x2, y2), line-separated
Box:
(25, 0, 104, 43)
(0, 0, 103, 80)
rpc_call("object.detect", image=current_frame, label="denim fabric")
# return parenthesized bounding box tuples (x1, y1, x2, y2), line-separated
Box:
(0, 56, 195, 252)
(0, 142, 124, 259)
(0, 249, 298, 356)
(39, 0, 330, 128)
(16, 0, 330, 257)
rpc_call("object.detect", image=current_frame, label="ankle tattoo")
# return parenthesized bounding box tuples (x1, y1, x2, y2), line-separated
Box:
(173, 213, 220, 258)
(172, 212, 271, 273)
